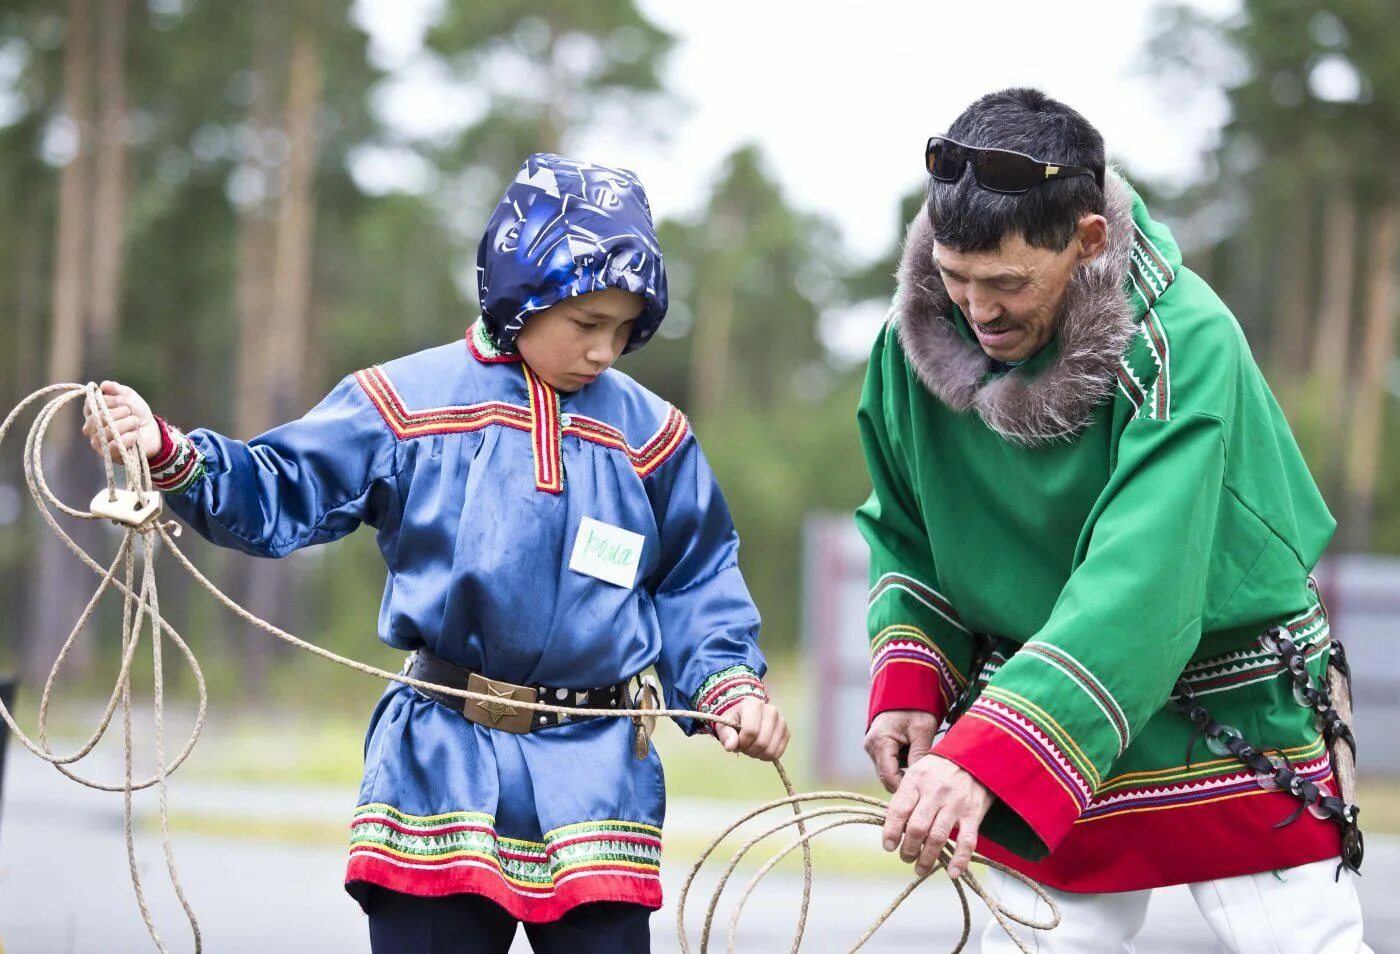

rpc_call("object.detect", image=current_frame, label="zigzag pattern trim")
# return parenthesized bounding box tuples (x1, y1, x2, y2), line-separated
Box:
(1080, 752, 1332, 822)
(870, 624, 966, 711)
(964, 694, 1096, 810)
(349, 804, 661, 896)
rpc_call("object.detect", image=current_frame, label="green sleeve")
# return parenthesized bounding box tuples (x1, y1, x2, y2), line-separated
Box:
(856, 322, 977, 726)
(935, 410, 1228, 858)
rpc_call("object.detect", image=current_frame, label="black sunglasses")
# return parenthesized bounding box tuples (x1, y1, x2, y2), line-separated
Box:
(925, 136, 1104, 194)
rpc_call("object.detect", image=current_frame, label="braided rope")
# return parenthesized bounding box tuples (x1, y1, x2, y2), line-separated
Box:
(0, 383, 1061, 952)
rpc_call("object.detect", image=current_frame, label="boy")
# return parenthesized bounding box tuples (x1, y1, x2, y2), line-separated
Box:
(82, 154, 788, 953)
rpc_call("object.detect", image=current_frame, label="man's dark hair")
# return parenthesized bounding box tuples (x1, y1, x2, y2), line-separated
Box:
(929, 88, 1106, 253)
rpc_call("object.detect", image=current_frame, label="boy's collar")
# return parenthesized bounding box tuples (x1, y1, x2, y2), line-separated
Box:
(467, 318, 523, 365)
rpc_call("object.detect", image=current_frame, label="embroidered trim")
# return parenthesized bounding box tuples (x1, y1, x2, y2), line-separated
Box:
(629, 406, 689, 478)
(963, 693, 1095, 811)
(693, 665, 767, 732)
(349, 805, 661, 895)
(868, 572, 970, 634)
(355, 365, 687, 482)
(1098, 735, 1328, 794)
(467, 319, 523, 364)
(523, 364, 563, 493)
(1181, 605, 1329, 697)
(149, 420, 205, 494)
(870, 624, 965, 712)
(355, 367, 532, 439)
(1081, 751, 1332, 822)
(1139, 306, 1171, 421)
(1019, 643, 1130, 757)
(1114, 362, 1148, 415)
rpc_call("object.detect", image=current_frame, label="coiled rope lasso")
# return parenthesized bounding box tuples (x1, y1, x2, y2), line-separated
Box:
(0, 383, 1060, 953)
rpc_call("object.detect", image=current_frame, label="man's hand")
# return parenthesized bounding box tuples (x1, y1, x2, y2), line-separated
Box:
(81, 381, 161, 464)
(864, 708, 939, 794)
(715, 697, 789, 761)
(882, 754, 993, 880)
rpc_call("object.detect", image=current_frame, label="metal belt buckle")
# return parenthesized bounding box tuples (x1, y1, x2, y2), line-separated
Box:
(464, 672, 537, 734)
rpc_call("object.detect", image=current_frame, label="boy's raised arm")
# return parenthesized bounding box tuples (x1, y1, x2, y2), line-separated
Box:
(93, 374, 401, 558)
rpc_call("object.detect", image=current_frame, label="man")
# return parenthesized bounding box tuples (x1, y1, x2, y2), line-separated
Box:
(858, 88, 1369, 952)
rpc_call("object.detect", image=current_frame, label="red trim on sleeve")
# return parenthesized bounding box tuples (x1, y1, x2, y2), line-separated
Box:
(934, 699, 1091, 853)
(867, 660, 946, 727)
(149, 417, 177, 469)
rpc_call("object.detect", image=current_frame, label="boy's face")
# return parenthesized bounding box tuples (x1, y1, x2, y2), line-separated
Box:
(516, 288, 645, 392)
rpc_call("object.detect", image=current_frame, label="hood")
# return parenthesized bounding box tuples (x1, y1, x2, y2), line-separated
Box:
(476, 153, 669, 356)
(893, 171, 1144, 445)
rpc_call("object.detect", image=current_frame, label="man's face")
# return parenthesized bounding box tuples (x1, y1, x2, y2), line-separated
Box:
(515, 287, 644, 391)
(933, 216, 1107, 364)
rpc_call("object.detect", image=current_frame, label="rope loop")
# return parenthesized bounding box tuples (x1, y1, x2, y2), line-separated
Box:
(0, 383, 1059, 953)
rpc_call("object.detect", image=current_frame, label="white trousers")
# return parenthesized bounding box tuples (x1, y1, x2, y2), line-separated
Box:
(980, 859, 1371, 954)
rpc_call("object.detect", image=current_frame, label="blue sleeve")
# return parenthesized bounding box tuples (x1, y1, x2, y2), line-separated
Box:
(645, 431, 767, 735)
(153, 374, 400, 558)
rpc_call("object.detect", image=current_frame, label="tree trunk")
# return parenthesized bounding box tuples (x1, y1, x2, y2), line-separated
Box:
(47, 0, 93, 390)
(87, 0, 129, 376)
(1341, 201, 1398, 549)
(227, 4, 286, 697)
(266, 19, 321, 421)
(25, 0, 96, 685)
(690, 262, 735, 425)
(1269, 193, 1314, 413)
(1308, 188, 1358, 490)
(232, 3, 283, 440)
(690, 210, 741, 425)
(233, 6, 326, 698)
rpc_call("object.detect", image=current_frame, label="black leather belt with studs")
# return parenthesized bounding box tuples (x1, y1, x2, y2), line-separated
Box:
(404, 648, 629, 735)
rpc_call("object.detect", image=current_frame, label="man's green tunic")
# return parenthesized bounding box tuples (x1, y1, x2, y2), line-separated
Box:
(858, 174, 1347, 890)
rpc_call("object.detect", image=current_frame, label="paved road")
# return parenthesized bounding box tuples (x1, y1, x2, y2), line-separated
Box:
(1, 752, 1395, 952)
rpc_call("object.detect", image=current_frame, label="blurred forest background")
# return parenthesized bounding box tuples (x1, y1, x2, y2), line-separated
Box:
(0, 0, 1396, 707)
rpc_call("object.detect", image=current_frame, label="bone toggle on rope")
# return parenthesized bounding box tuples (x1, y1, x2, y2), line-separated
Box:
(88, 488, 165, 529)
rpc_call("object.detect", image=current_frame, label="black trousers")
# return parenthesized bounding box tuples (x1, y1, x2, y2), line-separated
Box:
(366, 887, 652, 953)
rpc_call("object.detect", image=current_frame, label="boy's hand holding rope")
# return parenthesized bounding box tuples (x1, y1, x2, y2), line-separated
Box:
(0, 383, 1060, 953)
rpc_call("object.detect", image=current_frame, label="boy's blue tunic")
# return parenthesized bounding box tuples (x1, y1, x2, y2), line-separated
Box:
(150, 321, 767, 920)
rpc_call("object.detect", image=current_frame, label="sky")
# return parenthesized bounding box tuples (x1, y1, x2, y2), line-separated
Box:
(352, 0, 1243, 260)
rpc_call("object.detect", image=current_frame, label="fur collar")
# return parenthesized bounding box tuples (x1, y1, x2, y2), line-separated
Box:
(894, 172, 1138, 445)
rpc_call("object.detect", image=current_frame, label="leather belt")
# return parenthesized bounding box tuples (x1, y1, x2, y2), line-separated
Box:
(404, 649, 630, 735)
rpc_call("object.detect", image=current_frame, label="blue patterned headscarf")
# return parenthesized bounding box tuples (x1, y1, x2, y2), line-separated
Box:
(476, 153, 668, 356)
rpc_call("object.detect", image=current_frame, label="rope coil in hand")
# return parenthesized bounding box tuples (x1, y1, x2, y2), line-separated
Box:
(0, 383, 1061, 953)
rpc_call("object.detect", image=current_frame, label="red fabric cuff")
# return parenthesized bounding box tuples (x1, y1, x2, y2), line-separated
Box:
(149, 416, 177, 469)
(933, 697, 1092, 853)
(867, 661, 946, 727)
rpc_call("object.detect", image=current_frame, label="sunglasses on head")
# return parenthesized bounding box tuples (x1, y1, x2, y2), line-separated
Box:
(925, 135, 1104, 194)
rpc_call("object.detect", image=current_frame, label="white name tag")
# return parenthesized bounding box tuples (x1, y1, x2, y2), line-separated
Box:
(569, 517, 645, 589)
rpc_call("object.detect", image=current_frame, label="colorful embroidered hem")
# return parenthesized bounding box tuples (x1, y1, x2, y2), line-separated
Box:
(345, 804, 663, 922)
(975, 766, 1343, 892)
(149, 418, 205, 494)
(692, 665, 767, 735)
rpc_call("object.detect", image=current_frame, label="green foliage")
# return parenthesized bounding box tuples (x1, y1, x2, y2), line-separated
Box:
(0, 1, 878, 693)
